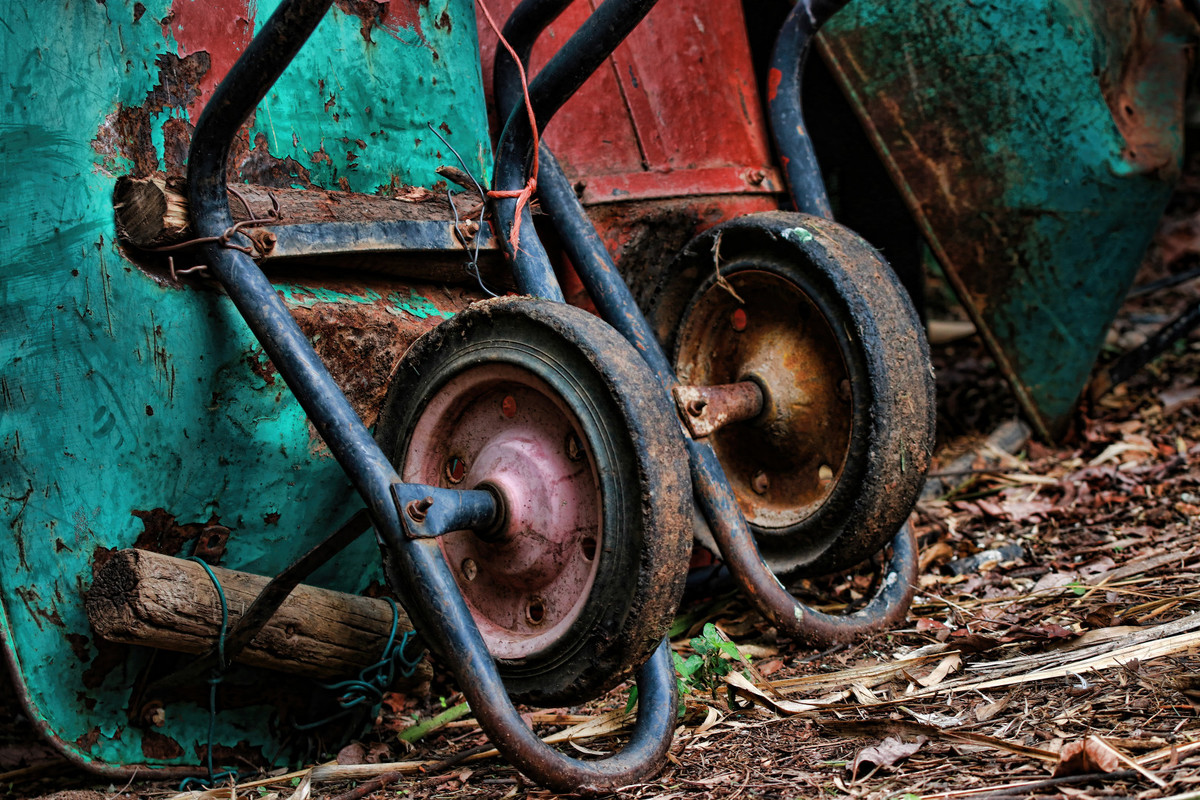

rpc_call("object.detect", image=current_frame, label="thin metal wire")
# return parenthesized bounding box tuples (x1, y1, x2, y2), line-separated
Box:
(426, 122, 497, 296)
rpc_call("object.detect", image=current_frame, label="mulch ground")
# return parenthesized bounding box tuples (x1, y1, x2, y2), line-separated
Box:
(8, 162, 1200, 800)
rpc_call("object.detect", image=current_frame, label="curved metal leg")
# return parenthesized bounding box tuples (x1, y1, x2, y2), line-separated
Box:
(185, 0, 680, 790)
(691, 441, 917, 644)
(766, 0, 852, 218)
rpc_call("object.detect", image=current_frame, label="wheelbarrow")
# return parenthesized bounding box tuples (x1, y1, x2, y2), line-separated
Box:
(0, 0, 933, 790)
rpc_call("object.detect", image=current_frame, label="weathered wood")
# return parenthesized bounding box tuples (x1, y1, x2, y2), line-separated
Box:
(86, 549, 429, 684)
(113, 175, 191, 248)
(112, 174, 480, 249)
(111, 173, 509, 289)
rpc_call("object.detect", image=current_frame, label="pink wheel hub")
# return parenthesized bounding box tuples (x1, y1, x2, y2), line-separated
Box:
(403, 364, 602, 660)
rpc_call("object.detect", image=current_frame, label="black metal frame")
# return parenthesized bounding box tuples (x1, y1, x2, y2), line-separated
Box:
(185, 0, 678, 790)
(491, 0, 916, 645)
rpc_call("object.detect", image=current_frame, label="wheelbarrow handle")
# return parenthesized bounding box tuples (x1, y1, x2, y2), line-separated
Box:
(185, 0, 680, 790)
(490, 0, 663, 301)
(767, 0, 852, 219)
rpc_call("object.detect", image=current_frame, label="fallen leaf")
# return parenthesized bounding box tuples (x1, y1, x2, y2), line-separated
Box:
(336, 742, 366, 765)
(1053, 737, 1122, 777)
(851, 736, 926, 780)
(974, 694, 1011, 722)
(914, 653, 962, 688)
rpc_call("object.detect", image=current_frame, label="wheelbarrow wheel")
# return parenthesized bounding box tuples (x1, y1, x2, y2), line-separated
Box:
(375, 296, 691, 706)
(646, 212, 935, 578)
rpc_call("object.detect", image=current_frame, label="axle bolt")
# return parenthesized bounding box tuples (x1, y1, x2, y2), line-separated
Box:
(686, 398, 708, 417)
(406, 495, 434, 522)
(752, 471, 770, 495)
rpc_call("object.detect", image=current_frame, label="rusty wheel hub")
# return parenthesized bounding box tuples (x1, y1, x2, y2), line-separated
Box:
(402, 364, 602, 660)
(675, 268, 852, 535)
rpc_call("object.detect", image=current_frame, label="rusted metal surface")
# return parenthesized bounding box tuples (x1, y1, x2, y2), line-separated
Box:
(818, 0, 1199, 438)
(402, 363, 605, 659)
(649, 213, 934, 580)
(479, 0, 782, 275)
(673, 268, 852, 533)
(673, 381, 763, 439)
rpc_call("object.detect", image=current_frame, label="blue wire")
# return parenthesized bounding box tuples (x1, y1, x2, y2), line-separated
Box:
(179, 557, 239, 790)
(294, 597, 425, 730)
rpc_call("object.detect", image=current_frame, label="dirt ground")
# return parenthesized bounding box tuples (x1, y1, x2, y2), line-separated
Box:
(7, 169, 1200, 800)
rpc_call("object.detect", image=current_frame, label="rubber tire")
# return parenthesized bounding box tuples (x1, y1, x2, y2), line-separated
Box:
(645, 212, 935, 578)
(374, 296, 691, 705)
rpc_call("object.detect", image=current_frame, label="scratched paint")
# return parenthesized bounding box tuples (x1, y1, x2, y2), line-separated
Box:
(0, 0, 489, 773)
(819, 0, 1197, 438)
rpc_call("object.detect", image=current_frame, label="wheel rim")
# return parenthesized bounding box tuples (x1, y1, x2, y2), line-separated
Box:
(403, 363, 602, 660)
(674, 266, 853, 536)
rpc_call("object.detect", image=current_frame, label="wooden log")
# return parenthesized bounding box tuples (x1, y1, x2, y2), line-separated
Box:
(112, 174, 480, 249)
(111, 173, 509, 289)
(86, 549, 430, 685)
(113, 175, 191, 248)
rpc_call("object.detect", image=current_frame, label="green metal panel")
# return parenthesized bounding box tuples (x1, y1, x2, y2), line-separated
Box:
(1, 0, 489, 774)
(820, 0, 1197, 438)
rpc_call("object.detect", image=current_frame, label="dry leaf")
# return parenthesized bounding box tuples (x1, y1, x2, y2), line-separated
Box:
(336, 742, 366, 765)
(915, 654, 962, 688)
(1053, 737, 1122, 777)
(975, 694, 1011, 722)
(724, 670, 821, 715)
(851, 736, 926, 780)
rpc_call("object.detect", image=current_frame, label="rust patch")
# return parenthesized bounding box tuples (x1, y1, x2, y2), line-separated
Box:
(65, 632, 91, 663)
(13, 587, 64, 630)
(141, 729, 185, 760)
(290, 286, 468, 428)
(130, 508, 215, 556)
(238, 132, 316, 189)
(92, 52, 210, 179)
(1095, 0, 1195, 179)
(334, 0, 429, 45)
(160, 117, 192, 176)
(75, 728, 101, 754)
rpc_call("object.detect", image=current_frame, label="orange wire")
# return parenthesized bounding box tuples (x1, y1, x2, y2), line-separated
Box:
(477, 0, 540, 253)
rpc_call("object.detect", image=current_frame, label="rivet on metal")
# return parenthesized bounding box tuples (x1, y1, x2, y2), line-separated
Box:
(501, 395, 517, 418)
(730, 307, 748, 331)
(566, 432, 585, 462)
(752, 471, 770, 495)
(686, 398, 708, 417)
(461, 558, 478, 582)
